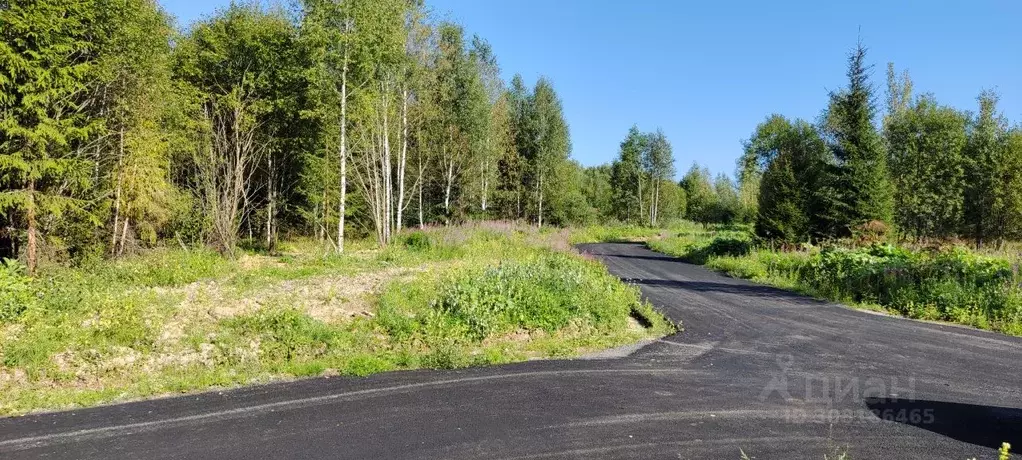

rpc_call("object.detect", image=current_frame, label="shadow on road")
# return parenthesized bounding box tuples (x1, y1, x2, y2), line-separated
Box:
(864, 397, 1022, 449)
(596, 253, 682, 262)
(627, 278, 827, 305)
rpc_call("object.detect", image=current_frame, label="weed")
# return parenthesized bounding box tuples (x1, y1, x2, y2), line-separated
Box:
(0, 259, 34, 322)
(650, 224, 1022, 336)
(0, 223, 673, 415)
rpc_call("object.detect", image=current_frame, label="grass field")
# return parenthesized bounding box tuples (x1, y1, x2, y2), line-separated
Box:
(0, 222, 674, 415)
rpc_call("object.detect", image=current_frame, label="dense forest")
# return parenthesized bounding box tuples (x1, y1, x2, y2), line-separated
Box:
(0, 0, 588, 273)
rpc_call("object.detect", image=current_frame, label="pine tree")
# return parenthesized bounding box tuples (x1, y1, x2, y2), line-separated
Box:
(749, 117, 823, 241)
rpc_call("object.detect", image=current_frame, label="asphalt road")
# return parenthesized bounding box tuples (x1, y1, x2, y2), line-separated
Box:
(1, 242, 1020, 459)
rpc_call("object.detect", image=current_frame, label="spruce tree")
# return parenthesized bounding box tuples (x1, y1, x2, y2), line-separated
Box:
(824, 41, 894, 236)
(0, 0, 102, 272)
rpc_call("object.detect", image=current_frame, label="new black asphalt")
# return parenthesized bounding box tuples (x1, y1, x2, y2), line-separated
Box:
(1, 242, 1020, 459)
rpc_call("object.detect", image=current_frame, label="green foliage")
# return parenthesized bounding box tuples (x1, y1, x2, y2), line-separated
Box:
(0, 259, 35, 321)
(0, 0, 104, 271)
(224, 308, 340, 362)
(681, 164, 718, 224)
(799, 244, 1019, 328)
(0, 225, 673, 414)
(81, 248, 228, 288)
(429, 254, 627, 339)
(609, 126, 646, 223)
(824, 41, 894, 232)
(707, 232, 754, 258)
(377, 250, 672, 347)
(400, 231, 434, 251)
(652, 225, 1022, 335)
(750, 116, 832, 242)
(886, 95, 968, 239)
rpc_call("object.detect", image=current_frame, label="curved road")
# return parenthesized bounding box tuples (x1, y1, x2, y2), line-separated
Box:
(1, 242, 1020, 459)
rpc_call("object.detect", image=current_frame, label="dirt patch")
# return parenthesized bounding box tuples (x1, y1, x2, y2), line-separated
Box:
(258, 266, 428, 323)
(155, 264, 431, 347)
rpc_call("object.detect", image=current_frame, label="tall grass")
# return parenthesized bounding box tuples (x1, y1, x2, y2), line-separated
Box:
(0, 223, 674, 414)
(650, 227, 1022, 336)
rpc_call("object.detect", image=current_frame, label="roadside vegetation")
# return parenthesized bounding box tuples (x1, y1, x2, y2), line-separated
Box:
(0, 223, 672, 415)
(644, 222, 1022, 336)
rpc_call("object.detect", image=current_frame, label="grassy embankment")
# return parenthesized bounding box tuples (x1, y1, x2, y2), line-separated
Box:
(644, 223, 1022, 336)
(0, 223, 673, 415)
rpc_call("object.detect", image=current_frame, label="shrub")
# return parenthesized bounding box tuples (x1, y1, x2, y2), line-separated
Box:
(707, 232, 754, 257)
(852, 220, 891, 246)
(799, 244, 1018, 327)
(401, 231, 434, 252)
(0, 259, 35, 322)
(428, 253, 636, 340)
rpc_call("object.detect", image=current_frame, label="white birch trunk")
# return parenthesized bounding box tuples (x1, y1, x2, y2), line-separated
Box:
(396, 86, 408, 233)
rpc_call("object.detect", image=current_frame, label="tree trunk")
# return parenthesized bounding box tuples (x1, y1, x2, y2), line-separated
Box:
(112, 127, 124, 253)
(396, 86, 408, 234)
(481, 136, 489, 212)
(337, 48, 348, 253)
(537, 172, 544, 228)
(26, 179, 37, 275)
(266, 154, 274, 251)
(516, 182, 521, 219)
(382, 83, 392, 244)
(418, 145, 425, 229)
(443, 147, 453, 214)
(319, 190, 327, 242)
(637, 175, 643, 225)
(118, 218, 130, 255)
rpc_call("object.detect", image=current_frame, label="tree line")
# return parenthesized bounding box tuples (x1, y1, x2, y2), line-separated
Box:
(736, 41, 1022, 247)
(0, 0, 584, 273)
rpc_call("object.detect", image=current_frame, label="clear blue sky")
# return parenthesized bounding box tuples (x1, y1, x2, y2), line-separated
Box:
(163, 0, 1021, 179)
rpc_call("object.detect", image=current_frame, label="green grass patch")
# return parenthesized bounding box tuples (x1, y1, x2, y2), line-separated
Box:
(0, 223, 674, 415)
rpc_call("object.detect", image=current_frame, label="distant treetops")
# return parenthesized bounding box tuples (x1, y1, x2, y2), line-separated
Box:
(738, 41, 1020, 246)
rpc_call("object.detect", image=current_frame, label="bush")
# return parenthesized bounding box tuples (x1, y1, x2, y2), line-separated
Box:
(401, 231, 434, 252)
(799, 244, 1017, 326)
(0, 259, 34, 322)
(376, 251, 673, 345)
(707, 232, 754, 257)
(429, 253, 636, 340)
